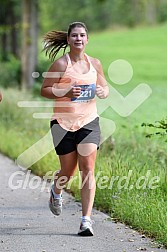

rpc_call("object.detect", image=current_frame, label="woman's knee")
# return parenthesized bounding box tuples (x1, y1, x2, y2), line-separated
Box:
(55, 170, 75, 182)
(80, 166, 95, 182)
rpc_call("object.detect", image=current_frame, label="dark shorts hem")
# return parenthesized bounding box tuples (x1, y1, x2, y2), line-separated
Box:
(50, 117, 100, 155)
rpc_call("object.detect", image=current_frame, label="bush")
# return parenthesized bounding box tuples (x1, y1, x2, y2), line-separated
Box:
(32, 81, 42, 97)
(142, 117, 167, 139)
(35, 57, 50, 83)
(0, 55, 21, 88)
(32, 57, 50, 96)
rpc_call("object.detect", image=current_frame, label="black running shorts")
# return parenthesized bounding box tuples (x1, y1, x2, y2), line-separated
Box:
(50, 117, 100, 155)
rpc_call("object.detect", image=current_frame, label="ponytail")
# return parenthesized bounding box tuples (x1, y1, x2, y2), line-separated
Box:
(43, 22, 88, 61)
(43, 31, 68, 61)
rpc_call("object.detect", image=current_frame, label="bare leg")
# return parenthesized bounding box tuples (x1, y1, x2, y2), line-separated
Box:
(78, 143, 97, 217)
(53, 150, 78, 194)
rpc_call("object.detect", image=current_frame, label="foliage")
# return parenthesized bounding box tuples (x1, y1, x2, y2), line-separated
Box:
(32, 56, 51, 96)
(157, 0, 167, 23)
(0, 0, 21, 60)
(1, 25, 167, 246)
(0, 55, 21, 88)
(0, 85, 167, 246)
(1, 0, 167, 90)
(142, 118, 167, 139)
(39, 0, 167, 34)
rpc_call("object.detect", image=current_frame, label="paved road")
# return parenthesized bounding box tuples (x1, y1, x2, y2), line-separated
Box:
(0, 153, 166, 252)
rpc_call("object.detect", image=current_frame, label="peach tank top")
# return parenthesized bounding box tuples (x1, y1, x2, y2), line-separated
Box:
(52, 53, 98, 131)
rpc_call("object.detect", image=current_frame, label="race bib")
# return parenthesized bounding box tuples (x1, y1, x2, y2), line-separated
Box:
(71, 84, 96, 102)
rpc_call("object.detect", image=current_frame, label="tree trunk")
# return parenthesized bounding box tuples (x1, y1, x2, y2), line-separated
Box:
(1, 33, 8, 61)
(21, 0, 38, 89)
(10, 2, 19, 58)
(0, 1, 10, 61)
(144, 0, 157, 24)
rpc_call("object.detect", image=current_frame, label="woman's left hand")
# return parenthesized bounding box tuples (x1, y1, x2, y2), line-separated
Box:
(96, 85, 107, 99)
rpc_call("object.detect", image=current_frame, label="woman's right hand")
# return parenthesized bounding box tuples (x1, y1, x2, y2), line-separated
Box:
(51, 84, 81, 98)
(66, 86, 81, 98)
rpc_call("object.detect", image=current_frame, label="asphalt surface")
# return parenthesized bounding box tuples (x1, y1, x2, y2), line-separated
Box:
(0, 153, 166, 252)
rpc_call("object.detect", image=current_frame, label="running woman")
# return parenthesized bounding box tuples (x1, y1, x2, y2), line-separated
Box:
(41, 22, 109, 236)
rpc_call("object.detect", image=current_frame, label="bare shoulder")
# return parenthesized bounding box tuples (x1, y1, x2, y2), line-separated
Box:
(47, 54, 67, 73)
(89, 56, 102, 72)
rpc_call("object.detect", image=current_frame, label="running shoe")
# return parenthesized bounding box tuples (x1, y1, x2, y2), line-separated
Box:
(49, 190, 62, 216)
(78, 219, 94, 236)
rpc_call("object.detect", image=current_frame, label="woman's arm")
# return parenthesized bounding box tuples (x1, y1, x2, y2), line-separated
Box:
(41, 57, 81, 99)
(91, 58, 109, 99)
(41, 58, 66, 99)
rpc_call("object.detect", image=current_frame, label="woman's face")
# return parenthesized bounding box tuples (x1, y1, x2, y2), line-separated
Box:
(67, 27, 88, 51)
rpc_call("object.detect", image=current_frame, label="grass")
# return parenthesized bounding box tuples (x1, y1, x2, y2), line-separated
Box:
(0, 24, 167, 247)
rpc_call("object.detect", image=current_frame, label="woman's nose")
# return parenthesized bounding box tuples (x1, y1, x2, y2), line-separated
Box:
(76, 35, 81, 40)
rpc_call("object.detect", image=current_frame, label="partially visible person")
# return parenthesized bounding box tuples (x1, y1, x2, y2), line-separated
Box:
(0, 92, 2, 102)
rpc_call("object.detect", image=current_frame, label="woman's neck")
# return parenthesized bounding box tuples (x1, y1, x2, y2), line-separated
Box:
(68, 51, 85, 62)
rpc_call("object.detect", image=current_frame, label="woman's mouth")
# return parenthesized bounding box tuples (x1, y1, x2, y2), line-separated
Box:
(74, 43, 82, 45)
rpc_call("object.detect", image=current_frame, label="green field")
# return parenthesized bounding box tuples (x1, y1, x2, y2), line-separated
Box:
(0, 24, 167, 247)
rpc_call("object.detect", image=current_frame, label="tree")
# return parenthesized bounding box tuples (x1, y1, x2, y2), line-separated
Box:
(0, 0, 20, 61)
(21, 0, 38, 89)
(143, 0, 158, 24)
